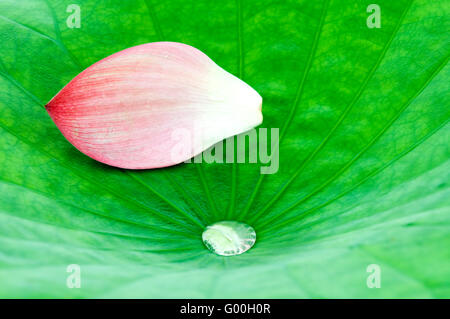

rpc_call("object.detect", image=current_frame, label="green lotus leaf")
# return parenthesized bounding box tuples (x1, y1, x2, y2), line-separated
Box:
(0, 0, 448, 298)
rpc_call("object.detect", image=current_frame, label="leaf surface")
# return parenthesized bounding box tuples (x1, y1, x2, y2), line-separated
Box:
(0, 0, 449, 297)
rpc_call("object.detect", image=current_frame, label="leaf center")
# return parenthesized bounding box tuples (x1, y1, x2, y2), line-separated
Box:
(202, 221, 256, 256)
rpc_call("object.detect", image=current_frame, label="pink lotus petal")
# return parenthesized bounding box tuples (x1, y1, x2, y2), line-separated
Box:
(46, 42, 263, 169)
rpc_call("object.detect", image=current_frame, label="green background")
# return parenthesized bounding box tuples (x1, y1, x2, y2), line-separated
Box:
(0, 0, 449, 298)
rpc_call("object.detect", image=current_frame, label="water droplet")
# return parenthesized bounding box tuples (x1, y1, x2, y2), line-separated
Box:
(202, 221, 256, 256)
